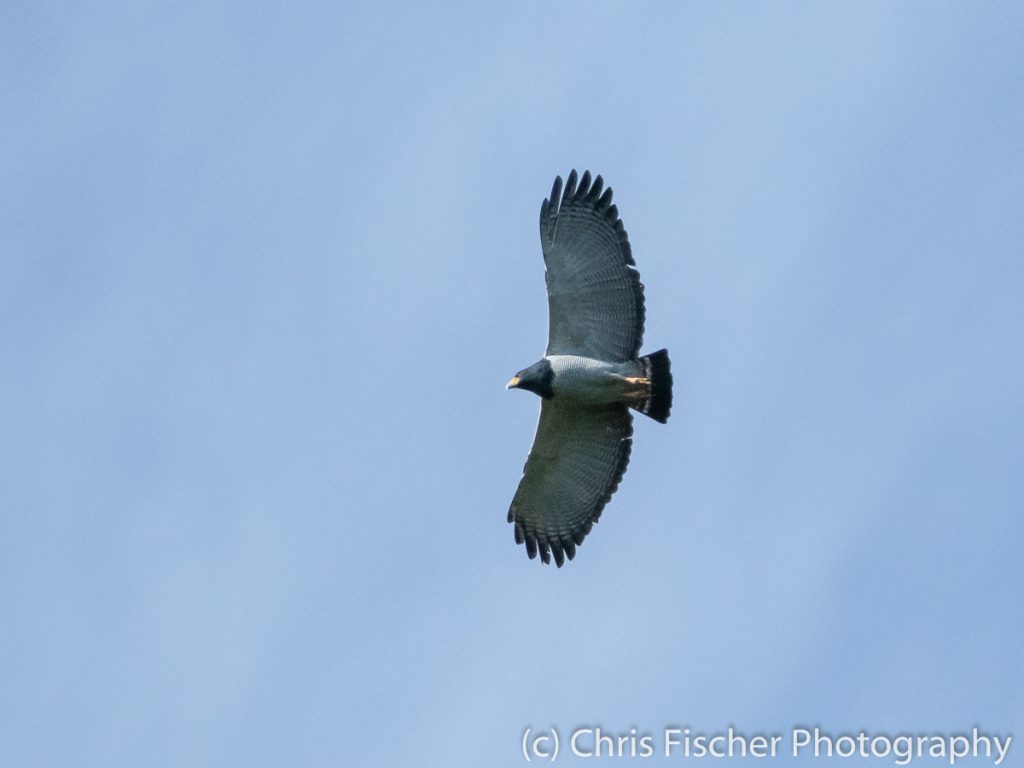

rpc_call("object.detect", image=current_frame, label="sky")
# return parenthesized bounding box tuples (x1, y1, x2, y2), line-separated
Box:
(2, 2, 1022, 766)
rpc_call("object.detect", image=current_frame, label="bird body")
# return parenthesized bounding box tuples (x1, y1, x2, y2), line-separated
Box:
(506, 170, 673, 566)
(543, 355, 627, 401)
(512, 354, 657, 407)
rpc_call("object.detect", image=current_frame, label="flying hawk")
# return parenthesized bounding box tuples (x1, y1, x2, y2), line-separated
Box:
(506, 170, 672, 566)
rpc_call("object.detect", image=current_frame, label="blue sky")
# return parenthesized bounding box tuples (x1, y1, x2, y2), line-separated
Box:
(2, 3, 1022, 766)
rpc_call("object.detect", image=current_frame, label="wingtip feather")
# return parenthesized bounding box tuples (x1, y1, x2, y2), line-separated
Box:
(551, 543, 565, 568)
(577, 170, 592, 199)
(564, 169, 579, 201)
(549, 175, 563, 209)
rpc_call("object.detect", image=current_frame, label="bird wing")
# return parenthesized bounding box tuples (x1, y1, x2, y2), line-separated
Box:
(540, 170, 645, 362)
(508, 399, 633, 566)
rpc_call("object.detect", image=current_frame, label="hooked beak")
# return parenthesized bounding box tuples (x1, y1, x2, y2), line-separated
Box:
(506, 376, 521, 389)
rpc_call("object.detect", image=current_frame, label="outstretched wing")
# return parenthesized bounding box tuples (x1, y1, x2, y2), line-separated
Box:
(540, 170, 645, 362)
(508, 400, 633, 566)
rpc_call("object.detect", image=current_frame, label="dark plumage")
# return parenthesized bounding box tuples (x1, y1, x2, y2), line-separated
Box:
(506, 170, 673, 567)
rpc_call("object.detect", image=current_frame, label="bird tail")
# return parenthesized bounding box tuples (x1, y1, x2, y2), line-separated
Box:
(635, 349, 672, 423)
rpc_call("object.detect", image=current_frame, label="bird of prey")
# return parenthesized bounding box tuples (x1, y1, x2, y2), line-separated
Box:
(506, 170, 672, 567)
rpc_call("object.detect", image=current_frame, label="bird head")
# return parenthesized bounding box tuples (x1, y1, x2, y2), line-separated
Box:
(506, 359, 554, 399)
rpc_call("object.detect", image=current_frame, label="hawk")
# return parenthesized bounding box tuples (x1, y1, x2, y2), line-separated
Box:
(506, 170, 672, 566)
